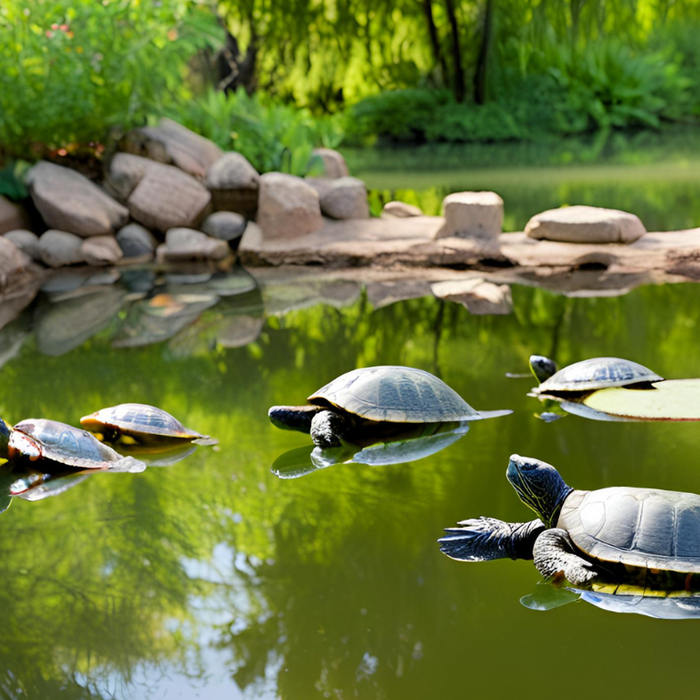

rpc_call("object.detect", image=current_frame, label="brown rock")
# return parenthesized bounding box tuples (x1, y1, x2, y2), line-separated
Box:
(310, 148, 349, 178)
(525, 205, 646, 244)
(431, 279, 513, 315)
(81, 236, 123, 266)
(257, 173, 323, 240)
(4, 230, 40, 260)
(319, 177, 370, 220)
(382, 201, 423, 218)
(436, 191, 503, 241)
(205, 152, 259, 216)
(27, 161, 128, 237)
(38, 230, 85, 268)
(0, 196, 30, 235)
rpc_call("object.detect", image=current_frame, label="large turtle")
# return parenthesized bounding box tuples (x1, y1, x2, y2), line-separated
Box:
(0, 418, 144, 472)
(268, 365, 512, 448)
(439, 454, 700, 587)
(530, 355, 662, 397)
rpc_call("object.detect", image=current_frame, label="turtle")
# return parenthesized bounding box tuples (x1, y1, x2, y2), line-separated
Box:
(530, 355, 663, 397)
(268, 365, 512, 448)
(80, 403, 207, 445)
(0, 417, 144, 472)
(439, 454, 700, 588)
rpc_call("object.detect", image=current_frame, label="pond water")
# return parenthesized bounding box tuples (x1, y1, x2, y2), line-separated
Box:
(3, 146, 700, 699)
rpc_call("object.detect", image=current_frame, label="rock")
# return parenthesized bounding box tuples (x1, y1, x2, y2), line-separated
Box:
(4, 230, 40, 260)
(116, 223, 157, 259)
(204, 152, 259, 216)
(216, 315, 265, 348)
(382, 201, 423, 218)
(38, 230, 85, 268)
(26, 161, 128, 237)
(120, 118, 223, 178)
(201, 211, 247, 246)
(436, 191, 503, 240)
(525, 205, 646, 244)
(257, 173, 324, 240)
(366, 280, 432, 308)
(0, 196, 30, 235)
(319, 177, 370, 220)
(304, 177, 334, 199)
(159, 228, 229, 261)
(81, 236, 123, 266)
(108, 154, 211, 233)
(310, 148, 349, 179)
(431, 279, 513, 315)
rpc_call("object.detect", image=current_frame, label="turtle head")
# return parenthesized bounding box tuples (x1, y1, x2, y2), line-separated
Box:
(507, 454, 573, 528)
(268, 405, 322, 434)
(0, 418, 10, 459)
(529, 355, 557, 384)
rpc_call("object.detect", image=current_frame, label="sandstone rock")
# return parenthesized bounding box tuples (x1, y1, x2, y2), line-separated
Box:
(81, 236, 123, 266)
(525, 205, 646, 244)
(310, 148, 349, 179)
(0, 196, 30, 235)
(108, 154, 211, 233)
(201, 211, 247, 245)
(27, 161, 128, 237)
(116, 223, 157, 259)
(436, 191, 503, 240)
(38, 230, 85, 268)
(382, 201, 423, 218)
(431, 278, 513, 315)
(319, 177, 370, 220)
(4, 230, 40, 260)
(159, 228, 229, 261)
(204, 152, 259, 216)
(257, 173, 324, 240)
(121, 118, 222, 178)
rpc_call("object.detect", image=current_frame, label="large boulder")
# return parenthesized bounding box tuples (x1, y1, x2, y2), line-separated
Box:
(204, 152, 259, 216)
(38, 230, 85, 267)
(201, 211, 247, 246)
(257, 173, 324, 240)
(310, 148, 349, 179)
(525, 205, 646, 244)
(3, 230, 40, 261)
(0, 196, 30, 235)
(319, 177, 370, 220)
(107, 154, 211, 233)
(120, 118, 222, 178)
(436, 191, 503, 241)
(116, 223, 157, 259)
(81, 236, 123, 266)
(27, 161, 128, 237)
(158, 228, 229, 261)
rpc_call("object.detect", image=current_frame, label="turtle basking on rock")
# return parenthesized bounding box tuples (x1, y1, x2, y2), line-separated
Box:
(440, 454, 700, 588)
(269, 365, 512, 448)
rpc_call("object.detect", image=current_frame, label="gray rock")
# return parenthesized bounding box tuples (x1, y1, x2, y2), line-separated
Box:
(525, 205, 646, 244)
(257, 172, 324, 240)
(431, 279, 513, 315)
(310, 148, 350, 179)
(160, 228, 229, 261)
(120, 118, 223, 178)
(205, 152, 259, 216)
(26, 161, 128, 236)
(201, 211, 247, 245)
(81, 236, 123, 266)
(0, 237, 34, 289)
(382, 201, 423, 218)
(4, 230, 40, 260)
(319, 177, 370, 220)
(38, 230, 85, 267)
(436, 191, 503, 240)
(116, 223, 157, 259)
(0, 196, 30, 235)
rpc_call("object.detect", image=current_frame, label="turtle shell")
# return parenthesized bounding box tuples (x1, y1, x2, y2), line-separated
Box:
(558, 487, 700, 575)
(534, 357, 662, 395)
(308, 366, 509, 423)
(10, 419, 136, 469)
(80, 404, 205, 442)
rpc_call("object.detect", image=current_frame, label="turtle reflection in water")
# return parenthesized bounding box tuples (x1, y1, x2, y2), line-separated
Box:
(269, 365, 511, 448)
(440, 455, 700, 590)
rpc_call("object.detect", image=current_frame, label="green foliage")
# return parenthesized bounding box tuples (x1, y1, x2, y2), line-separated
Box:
(0, 0, 222, 161)
(0, 161, 30, 200)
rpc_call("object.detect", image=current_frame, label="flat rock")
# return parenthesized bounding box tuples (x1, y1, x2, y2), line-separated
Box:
(437, 191, 503, 241)
(27, 161, 128, 237)
(201, 211, 247, 245)
(116, 223, 157, 259)
(431, 278, 513, 315)
(319, 177, 369, 220)
(4, 230, 40, 260)
(159, 228, 229, 261)
(366, 280, 432, 308)
(205, 152, 259, 216)
(120, 118, 222, 178)
(0, 196, 30, 235)
(310, 148, 349, 178)
(257, 173, 324, 240)
(81, 236, 123, 266)
(525, 205, 646, 243)
(38, 230, 85, 268)
(382, 201, 423, 218)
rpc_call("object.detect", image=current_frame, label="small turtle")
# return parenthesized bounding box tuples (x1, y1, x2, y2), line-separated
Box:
(80, 403, 206, 445)
(530, 355, 662, 396)
(439, 454, 700, 587)
(268, 365, 512, 448)
(0, 418, 143, 471)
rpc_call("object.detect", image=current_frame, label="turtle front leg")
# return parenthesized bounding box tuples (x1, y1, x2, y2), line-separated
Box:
(533, 528, 598, 585)
(310, 410, 352, 448)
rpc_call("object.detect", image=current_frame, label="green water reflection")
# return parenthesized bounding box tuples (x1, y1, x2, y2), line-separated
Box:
(2, 280, 700, 698)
